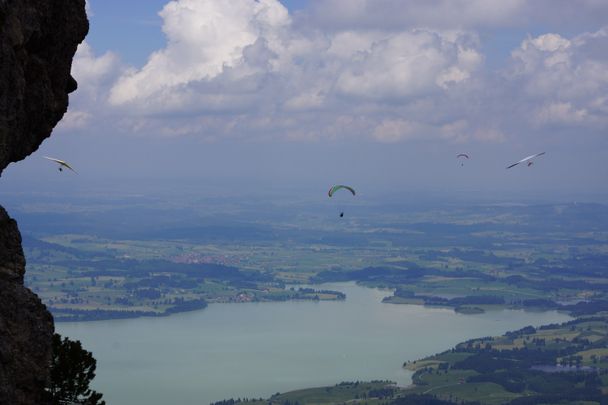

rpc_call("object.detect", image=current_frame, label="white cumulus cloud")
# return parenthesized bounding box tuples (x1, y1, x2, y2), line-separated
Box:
(64, 1, 608, 144)
(109, 0, 290, 106)
(72, 42, 121, 100)
(510, 28, 608, 129)
(335, 30, 481, 100)
(101, 0, 486, 142)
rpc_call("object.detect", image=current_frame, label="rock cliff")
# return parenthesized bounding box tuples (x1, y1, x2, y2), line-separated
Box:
(0, 0, 88, 403)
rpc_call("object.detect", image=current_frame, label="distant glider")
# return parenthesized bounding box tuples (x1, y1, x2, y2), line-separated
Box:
(328, 185, 356, 197)
(457, 153, 469, 166)
(328, 185, 355, 218)
(506, 152, 545, 169)
(44, 156, 77, 173)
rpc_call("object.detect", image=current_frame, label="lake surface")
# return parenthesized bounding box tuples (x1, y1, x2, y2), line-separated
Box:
(58, 283, 571, 405)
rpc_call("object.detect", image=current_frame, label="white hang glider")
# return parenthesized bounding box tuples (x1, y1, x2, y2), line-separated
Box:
(43, 156, 77, 173)
(506, 152, 545, 169)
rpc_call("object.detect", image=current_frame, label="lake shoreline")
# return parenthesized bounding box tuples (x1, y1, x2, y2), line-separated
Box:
(52, 281, 577, 322)
(52, 286, 346, 322)
(57, 282, 571, 405)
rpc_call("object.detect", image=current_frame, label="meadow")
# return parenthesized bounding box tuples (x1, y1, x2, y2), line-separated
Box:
(12, 192, 607, 321)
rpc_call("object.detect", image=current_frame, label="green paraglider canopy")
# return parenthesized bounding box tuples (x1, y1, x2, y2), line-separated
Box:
(328, 185, 356, 197)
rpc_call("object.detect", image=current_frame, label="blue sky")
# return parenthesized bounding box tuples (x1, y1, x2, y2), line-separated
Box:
(2, 0, 607, 201)
(84, 1, 166, 66)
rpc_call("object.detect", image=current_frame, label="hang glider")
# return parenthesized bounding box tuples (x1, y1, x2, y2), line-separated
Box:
(506, 152, 545, 169)
(44, 156, 77, 173)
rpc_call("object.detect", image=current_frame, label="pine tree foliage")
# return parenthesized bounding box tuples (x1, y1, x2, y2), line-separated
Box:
(47, 333, 105, 405)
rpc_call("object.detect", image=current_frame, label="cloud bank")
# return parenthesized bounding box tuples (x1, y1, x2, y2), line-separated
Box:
(68, 0, 608, 144)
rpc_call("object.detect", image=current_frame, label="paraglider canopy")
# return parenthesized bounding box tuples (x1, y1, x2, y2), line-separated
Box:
(328, 185, 356, 197)
(457, 153, 469, 166)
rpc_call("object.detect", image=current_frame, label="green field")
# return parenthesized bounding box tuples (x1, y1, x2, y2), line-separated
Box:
(401, 315, 608, 404)
(210, 381, 397, 405)
(14, 197, 608, 322)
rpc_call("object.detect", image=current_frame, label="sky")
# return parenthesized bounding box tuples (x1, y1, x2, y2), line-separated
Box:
(2, 0, 608, 202)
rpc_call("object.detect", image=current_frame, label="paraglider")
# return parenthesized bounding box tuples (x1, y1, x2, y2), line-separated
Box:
(328, 185, 356, 197)
(506, 152, 545, 169)
(457, 153, 469, 166)
(328, 185, 355, 218)
(44, 156, 77, 173)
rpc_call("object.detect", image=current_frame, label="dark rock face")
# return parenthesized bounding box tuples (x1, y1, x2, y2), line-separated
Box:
(0, 207, 55, 403)
(0, 0, 89, 173)
(0, 1, 88, 404)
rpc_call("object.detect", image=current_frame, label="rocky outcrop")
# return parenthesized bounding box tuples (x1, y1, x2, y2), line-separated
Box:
(0, 0, 89, 173)
(0, 1, 88, 403)
(0, 207, 55, 403)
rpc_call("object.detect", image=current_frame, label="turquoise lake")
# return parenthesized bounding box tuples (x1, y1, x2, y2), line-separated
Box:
(58, 282, 571, 405)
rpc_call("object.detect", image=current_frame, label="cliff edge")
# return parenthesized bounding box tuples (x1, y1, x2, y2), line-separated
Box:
(0, 1, 88, 403)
